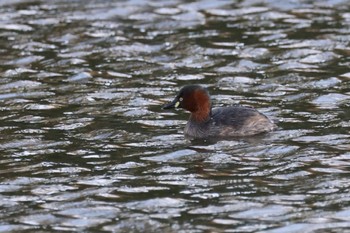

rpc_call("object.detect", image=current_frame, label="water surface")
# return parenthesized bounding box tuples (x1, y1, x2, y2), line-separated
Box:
(1, 0, 350, 232)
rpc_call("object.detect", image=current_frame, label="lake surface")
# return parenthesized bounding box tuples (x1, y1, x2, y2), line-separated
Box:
(1, 0, 350, 232)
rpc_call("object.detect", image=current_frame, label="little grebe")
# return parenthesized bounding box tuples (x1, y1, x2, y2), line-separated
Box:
(163, 84, 276, 138)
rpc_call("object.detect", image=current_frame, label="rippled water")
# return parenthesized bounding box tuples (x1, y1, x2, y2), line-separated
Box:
(1, 0, 350, 232)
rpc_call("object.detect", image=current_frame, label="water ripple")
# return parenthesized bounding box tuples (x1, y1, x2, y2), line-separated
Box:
(0, 0, 350, 232)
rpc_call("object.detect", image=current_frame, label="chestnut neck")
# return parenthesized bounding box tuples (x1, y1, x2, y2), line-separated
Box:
(185, 89, 211, 123)
(190, 112, 211, 123)
(189, 103, 211, 123)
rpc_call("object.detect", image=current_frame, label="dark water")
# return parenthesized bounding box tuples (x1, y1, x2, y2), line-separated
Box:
(1, 0, 350, 232)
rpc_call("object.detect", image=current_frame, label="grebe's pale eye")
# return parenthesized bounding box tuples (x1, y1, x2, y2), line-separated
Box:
(175, 97, 183, 108)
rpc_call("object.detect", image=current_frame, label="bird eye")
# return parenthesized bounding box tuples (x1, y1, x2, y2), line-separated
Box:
(179, 97, 183, 102)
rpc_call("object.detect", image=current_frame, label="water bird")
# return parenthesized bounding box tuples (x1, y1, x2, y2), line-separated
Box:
(163, 84, 276, 138)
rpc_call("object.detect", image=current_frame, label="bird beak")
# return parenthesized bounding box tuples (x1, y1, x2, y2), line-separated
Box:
(162, 99, 180, 109)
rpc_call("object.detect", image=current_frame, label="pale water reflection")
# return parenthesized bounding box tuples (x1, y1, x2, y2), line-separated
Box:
(0, 0, 350, 232)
